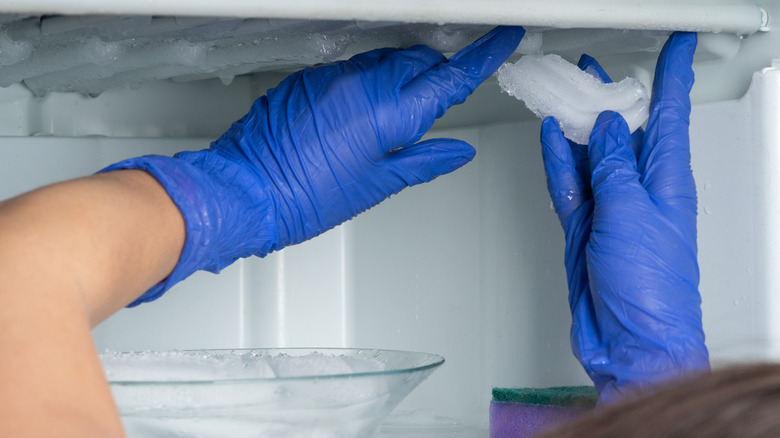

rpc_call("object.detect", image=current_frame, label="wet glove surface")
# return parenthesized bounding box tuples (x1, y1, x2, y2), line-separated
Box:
(540, 32, 709, 404)
(103, 26, 525, 306)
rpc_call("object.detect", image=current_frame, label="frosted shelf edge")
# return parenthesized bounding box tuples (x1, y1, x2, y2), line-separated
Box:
(0, 0, 768, 35)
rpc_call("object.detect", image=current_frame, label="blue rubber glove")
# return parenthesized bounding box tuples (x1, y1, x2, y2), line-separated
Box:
(540, 32, 709, 404)
(103, 26, 525, 306)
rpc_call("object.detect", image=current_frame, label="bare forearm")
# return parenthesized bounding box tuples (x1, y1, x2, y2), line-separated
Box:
(0, 170, 185, 322)
(0, 169, 185, 437)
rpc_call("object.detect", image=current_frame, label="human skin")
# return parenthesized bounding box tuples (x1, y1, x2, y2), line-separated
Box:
(0, 169, 184, 437)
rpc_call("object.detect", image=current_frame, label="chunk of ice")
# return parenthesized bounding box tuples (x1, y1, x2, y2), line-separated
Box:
(516, 30, 542, 55)
(497, 53, 650, 145)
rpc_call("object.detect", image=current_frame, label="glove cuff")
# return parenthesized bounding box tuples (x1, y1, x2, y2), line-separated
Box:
(99, 153, 277, 306)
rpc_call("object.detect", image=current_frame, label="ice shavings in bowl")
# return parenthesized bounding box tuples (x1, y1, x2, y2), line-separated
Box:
(100, 348, 443, 438)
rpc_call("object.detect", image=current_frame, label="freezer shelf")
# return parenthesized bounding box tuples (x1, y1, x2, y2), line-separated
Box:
(0, 0, 768, 34)
(0, 0, 770, 96)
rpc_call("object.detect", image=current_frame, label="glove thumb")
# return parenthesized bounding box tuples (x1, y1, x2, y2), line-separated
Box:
(377, 139, 475, 192)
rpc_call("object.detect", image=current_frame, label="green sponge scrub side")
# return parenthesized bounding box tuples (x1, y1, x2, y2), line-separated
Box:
(492, 386, 598, 408)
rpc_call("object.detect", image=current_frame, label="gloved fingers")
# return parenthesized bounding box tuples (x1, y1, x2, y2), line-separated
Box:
(588, 111, 645, 205)
(569, 54, 611, 187)
(541, 117, 588, 228)
(577, 53, 646, 159)
(446, 25, 525, 70)
(648, 32, 697, 128)
(376, 45, 448, 87)
(577, 54, 613, 84)
(630, 128, 645, 160)
(348, 47, 398, 67)
(639, 32, 698, 207)
(568, 141, 591, 195)
(397, 26, 525, 140)
(378, 138, 476, 190)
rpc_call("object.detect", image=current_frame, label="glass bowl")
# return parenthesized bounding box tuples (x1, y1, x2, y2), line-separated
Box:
(100, 348, 444, 438)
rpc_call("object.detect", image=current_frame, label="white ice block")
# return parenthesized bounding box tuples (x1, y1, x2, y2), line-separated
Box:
(498, 53, 650, 145)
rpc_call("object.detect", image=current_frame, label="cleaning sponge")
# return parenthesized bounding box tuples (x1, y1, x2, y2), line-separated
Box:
(490, 386, 597, 438)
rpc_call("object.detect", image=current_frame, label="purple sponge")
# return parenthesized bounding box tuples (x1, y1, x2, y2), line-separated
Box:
(489, 386, 597, 438)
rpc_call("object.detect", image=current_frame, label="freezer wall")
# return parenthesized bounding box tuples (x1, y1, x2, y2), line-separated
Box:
(2, 71, 777, 427)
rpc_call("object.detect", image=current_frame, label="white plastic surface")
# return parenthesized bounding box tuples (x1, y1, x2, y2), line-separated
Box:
(693, 62, 780, 364)
(0, 67, 774, 431)
(0, 0, 767, 34)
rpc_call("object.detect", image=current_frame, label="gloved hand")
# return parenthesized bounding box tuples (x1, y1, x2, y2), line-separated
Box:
(540, 32, 709, 404)
(103, 26, 525, 306)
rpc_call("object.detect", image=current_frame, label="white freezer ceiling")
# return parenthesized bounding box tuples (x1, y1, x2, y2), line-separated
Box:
(0, 0, 767, 33)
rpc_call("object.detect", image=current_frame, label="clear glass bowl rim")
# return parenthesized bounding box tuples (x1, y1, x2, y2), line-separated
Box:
(105, 347, 445, 386)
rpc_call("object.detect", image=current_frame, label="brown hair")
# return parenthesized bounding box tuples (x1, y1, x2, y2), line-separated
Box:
(535, 363, 780, 438)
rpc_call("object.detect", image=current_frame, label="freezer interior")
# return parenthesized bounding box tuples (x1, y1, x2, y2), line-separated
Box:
(0, 1, 778, 435)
